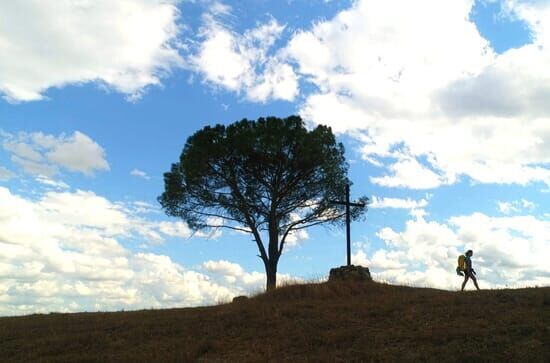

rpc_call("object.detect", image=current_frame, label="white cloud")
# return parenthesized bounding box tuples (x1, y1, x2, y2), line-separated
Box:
(46, 132, 109, 175)
(497, 201, 519, 215)
(0, 0, 183, 102)
(35, 175, 70, 190)
(279, 212, 311, 249)
(248, 60, 300, 102)
(521, 199, 535, 209)
(2, 130, 109, 176)
(376, 214, 462, 266)
(130, 168, 151, 180)
(286, 0, 550, 189)
(38, 190, 131, 236)
(503, 0, 550, 44)
(0, 165, 13, 180)
(129, 253, 235, 307)
(283, 228, 309, 248)
(451, 213, 548, 270)
(497, 198, 535, 215)
(203, 259, 262, 286)
(203, 259, 246, 277)
(370, 158, 450, 189)
(370, 196, 429, 210)
(436, 45, 550, 119)
(158, 221, 192, 238)
(356, 210, 549, 290)
(187, 4, 298, 102)
(129, 201, 160, 215)
(202, 259, 301, 290)
(288, 0, 492, 112)
(352, 249, 406, 270)
(0, 186, 270, 316)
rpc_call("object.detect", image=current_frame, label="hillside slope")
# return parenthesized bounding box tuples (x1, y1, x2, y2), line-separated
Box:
(0, 281, 548, 362)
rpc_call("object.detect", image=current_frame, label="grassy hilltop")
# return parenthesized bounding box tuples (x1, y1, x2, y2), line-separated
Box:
(1, 281, 548, 362)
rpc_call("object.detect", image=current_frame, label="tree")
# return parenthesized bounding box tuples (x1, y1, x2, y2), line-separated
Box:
(159, 115, 367, 290)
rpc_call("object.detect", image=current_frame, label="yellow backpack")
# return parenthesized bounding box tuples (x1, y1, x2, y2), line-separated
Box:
(456, 255, 466, 275)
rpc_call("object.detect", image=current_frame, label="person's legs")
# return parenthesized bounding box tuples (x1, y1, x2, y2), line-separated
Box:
(461, 274, 469, 291)
(471, 275, 480, 290)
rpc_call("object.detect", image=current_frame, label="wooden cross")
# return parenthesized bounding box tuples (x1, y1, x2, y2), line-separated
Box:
(331, 184, 365, 266)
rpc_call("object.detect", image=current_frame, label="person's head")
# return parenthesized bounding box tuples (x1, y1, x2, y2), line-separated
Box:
(466, 250, 473, 257)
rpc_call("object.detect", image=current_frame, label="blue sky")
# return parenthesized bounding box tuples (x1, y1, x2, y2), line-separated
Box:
(0, 0, 549, 316)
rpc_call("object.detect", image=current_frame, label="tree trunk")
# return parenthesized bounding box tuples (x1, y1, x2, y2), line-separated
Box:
(265, 218, 280, 291)
(265, 258, 277, 291)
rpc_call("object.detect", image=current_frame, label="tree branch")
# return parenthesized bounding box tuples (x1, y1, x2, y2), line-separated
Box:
(204, 224, 252, 233)
(278, 212, 345, 256)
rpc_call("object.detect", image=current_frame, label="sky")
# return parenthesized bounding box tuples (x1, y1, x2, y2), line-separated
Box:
(0, 0, 549, 316)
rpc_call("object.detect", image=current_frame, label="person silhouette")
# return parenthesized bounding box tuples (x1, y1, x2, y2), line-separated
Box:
(461, 250, 480, 291)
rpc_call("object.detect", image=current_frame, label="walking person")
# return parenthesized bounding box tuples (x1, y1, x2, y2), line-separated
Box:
(461, 250, 480, 291)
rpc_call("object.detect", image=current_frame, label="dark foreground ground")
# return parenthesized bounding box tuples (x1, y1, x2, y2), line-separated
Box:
(0, 281, 548, 362)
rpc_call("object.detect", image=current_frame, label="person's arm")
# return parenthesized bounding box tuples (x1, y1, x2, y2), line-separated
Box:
(466, 257, 474, 274)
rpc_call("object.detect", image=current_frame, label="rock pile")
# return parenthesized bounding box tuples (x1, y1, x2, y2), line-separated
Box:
(329, 265, 372, 282)
(232, 295, 248, 303)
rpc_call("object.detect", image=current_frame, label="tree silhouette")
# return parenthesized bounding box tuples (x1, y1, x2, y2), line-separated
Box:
(159, 115, 367, 290)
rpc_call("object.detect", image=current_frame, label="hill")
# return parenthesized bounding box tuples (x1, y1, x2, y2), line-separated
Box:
(0, 281, 548, 362)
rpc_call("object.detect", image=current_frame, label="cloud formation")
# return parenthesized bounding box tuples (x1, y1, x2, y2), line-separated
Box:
(0, 0, 183, 102)
(370, 196, 429, 210)
(203, 259, 301, 289)
(286, 0, 550, 189)
(186, 3, 299, 102)
(0, 166, 13, 181)
(2, 130, 109, 176)
(0, 186, 275, 316)
(352, 209, 550, 290)
(130, 168, 151, 180)
(497, 198, 535, 215)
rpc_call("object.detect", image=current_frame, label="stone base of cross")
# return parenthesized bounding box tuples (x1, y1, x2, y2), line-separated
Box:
(329, 265, 372, 282)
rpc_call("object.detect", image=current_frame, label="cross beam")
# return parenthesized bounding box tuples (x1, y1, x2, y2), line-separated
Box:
(331, 184, 365, 266)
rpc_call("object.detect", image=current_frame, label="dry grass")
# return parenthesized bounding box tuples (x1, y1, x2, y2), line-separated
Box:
(0, 281, 548, 362)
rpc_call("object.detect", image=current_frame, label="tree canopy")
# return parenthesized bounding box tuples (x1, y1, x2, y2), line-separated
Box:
(159, 115, 367, 290)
